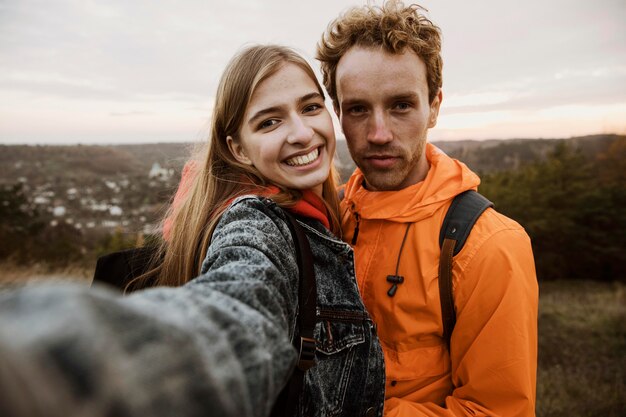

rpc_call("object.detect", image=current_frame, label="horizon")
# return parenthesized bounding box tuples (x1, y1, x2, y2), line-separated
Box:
(1, 0, 625, 145)
(1, 133, 622, 148)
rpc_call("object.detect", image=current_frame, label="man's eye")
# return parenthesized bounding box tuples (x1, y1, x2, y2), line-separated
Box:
(348, 105, 366, 114)
(259, 119, 279, 129)
(395, 102, 411, 110)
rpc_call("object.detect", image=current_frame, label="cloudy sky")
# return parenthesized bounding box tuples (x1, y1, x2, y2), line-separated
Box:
(1, 0, 624, 144)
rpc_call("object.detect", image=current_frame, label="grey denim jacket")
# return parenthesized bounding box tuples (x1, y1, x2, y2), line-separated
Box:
(0, 196, 385, 417)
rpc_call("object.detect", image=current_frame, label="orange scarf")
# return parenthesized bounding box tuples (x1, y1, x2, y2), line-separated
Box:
(163, 161, 330, 240)
(265, 186, 330, 230)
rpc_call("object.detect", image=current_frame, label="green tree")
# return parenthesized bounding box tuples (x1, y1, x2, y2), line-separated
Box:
(0, 183, 46, 261)
(480, 142, 625, 281)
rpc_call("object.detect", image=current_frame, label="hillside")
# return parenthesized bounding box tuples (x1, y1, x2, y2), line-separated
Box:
(1, 134, 620, 186)
(0, 134, 622, 272)
(434, 134, 619, 174)
(0, 142, 192, 184)
(334, 134, 622, 181)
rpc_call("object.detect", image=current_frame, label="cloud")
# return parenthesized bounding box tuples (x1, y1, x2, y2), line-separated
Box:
(109, 111, 153, 117)
(1, 0, 625, 143)
(441, 65, 626, 115)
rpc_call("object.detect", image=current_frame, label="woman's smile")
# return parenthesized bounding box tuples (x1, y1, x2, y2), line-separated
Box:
(284, 146, 321, 167)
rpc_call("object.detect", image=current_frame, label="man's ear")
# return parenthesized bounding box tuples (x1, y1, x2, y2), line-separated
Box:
(428, 89, 443, 128)
(226, 136, 253, 166)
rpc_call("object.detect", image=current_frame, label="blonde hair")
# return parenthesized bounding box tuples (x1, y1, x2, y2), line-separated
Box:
(317, 0, 442, 108)
(132, 45, 341, 289)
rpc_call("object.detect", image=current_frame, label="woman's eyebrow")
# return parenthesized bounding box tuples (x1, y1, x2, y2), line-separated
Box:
(248, 92, 323, 126)
(248, 106, 282, 127)
(297, 92, 323, 105)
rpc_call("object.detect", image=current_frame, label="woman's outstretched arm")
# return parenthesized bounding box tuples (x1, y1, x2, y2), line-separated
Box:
(0, 197, 300, 417)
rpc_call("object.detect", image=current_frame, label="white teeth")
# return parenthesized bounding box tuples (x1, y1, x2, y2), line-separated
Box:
(285, 148, 320, 167)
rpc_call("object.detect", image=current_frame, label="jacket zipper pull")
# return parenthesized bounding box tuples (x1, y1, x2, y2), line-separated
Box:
(351, 211, 360, 245)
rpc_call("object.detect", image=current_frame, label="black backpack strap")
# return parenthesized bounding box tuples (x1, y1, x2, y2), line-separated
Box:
(270, 210, 317, 417)
(93, 246, 157, 291)
(438, 190, 493, 350)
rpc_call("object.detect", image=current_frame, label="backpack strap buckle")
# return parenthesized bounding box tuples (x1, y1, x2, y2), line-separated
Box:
(297, 336, 316, 371)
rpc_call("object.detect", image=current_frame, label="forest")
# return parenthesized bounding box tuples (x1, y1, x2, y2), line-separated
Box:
(478, 136, 625, 282)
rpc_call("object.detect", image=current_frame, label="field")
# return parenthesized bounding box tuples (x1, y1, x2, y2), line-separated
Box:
(1, 266, 624, 415)
(537, 280, 625, 416)
(0, 262, 92, 287)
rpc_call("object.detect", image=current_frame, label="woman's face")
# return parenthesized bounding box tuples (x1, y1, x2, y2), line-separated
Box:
(228, 63, 336, 196)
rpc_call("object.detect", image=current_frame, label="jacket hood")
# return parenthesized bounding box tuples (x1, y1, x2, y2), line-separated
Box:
(343, 143, 480, 222)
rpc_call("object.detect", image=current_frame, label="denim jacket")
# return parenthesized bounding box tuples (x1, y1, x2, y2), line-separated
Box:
(0, 196, 385, 417)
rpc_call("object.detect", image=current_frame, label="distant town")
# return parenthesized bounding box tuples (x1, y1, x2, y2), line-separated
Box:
(15, 161, 176, 235)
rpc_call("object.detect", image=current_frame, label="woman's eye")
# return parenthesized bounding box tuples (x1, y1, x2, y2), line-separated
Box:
(259, 119, 279, 129)
(303, 103, 322, 113)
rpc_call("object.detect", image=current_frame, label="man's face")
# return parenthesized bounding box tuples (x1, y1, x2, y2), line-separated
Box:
(335, 46, 442, 191)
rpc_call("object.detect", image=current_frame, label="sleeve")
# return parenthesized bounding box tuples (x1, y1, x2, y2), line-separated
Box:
(384, 227, 539, 417)
(0, 198, 300, 417)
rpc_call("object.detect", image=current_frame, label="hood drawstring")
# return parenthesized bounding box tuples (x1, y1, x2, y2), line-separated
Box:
(387, 223, 412, 297)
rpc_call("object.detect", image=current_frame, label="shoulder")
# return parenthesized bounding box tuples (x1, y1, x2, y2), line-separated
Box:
(475, 207, 529, 241)
(217, 195, 290, 233)
(202, 195, 298, 277)
(210, 195, 294, 256)
(226, 194, 283, 217)
(453, 207, 538, 315)
(456, 207, 534, 272)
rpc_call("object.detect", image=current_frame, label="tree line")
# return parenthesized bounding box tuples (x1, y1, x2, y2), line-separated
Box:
(479, 137, 625, 281)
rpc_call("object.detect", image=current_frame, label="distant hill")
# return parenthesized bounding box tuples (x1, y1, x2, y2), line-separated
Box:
(434, 134, 620, 174)
(0, 142, 193, 185)
(0, 134, 621, 186)
(334, 134, 623, 181)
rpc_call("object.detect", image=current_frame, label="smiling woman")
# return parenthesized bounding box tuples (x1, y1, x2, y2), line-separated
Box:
(227, 63, 336, 196)
(153, 45, 344, 289)
(0, 45, 385, 417)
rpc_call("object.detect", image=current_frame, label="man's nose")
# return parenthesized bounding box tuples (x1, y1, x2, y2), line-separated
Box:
(287, 115, 315, 144)
(367, 110, 393, 144)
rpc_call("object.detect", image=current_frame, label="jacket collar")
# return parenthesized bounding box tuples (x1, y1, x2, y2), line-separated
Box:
(343, 143, 480, 222)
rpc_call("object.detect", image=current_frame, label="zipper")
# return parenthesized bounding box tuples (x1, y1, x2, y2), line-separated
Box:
(351, 210, 361, 245)
(317, 308, 370, 323)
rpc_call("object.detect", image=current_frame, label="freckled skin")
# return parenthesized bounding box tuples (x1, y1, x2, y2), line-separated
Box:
(335, 47, 442, 191)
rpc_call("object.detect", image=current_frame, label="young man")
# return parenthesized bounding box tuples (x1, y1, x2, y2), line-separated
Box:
(317, 1, 538, 416)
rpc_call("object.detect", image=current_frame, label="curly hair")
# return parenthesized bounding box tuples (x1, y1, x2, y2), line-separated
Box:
(317, 0, 443, 108)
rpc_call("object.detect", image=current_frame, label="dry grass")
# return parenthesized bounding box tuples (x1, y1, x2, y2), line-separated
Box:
(0, 262, 93, 288)
(537, 280, 625, 417)
(1, 264, 623, 415)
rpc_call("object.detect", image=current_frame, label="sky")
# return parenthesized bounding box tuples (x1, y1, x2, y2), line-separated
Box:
(1, 0, 625, 144)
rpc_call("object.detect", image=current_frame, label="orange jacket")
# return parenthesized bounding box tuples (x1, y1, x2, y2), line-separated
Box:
(340, 144, 538, 417)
